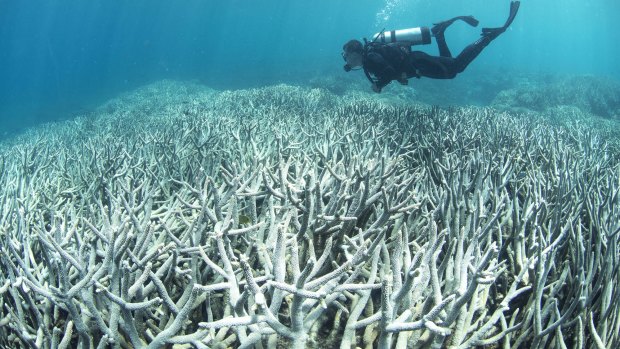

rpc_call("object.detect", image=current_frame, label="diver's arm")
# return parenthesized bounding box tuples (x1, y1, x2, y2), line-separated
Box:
(366, 52, 396, 92)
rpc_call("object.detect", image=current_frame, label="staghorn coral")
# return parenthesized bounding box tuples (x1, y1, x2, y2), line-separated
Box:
(0, 81, 619, 348)
(491, 74, 620, 119)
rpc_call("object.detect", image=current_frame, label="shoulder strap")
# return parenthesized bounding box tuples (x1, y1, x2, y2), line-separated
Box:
(362, 42, 379, 85)
(363, 66, 377, 85)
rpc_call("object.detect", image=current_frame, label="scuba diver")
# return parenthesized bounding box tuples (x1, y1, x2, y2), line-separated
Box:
(342, 1, 520, 93)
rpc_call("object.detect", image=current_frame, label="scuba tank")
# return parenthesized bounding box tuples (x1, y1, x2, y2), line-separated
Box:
(372, 27, 431, 46)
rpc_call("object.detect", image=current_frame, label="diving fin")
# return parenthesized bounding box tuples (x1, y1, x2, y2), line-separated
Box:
(432, 15, 479, 36)
(505, 1, 521, 29)
(461, 15, 480, 27)
(481, 1, 520, 38)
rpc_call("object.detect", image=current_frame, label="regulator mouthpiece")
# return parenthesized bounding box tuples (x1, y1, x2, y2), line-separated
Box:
(373, 27, 432, 46)
(343, 64, 352, 72)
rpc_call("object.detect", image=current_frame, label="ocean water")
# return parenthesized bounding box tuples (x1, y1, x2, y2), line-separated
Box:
(1, 0, 619, 136)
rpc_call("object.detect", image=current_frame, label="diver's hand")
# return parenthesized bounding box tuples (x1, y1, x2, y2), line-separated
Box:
(371, 83, 381, 93)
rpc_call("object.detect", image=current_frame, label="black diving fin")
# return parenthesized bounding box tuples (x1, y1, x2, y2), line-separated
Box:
(481, 1, 520, 38)
(432, 15, 479, 36)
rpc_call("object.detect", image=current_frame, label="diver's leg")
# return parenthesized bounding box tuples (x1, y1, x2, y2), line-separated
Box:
(433, 31, 452, 58)
(451, 35, 494, 73)
(431, 16, 479, 58)
(452, 1, 520, 74)
(409, 51, 457, 79)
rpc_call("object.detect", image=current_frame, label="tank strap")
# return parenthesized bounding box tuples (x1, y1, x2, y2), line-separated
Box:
(362, 43, 379, 85)
(363, 66, 377, 85)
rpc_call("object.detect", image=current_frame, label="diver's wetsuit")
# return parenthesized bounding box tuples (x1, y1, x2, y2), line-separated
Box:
(362, 1, 520, 91)
(363, 34, 496, 89)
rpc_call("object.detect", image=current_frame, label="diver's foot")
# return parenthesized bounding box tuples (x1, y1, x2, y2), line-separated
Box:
(432, 15, 479, 36)
(481, 1, 520, 39)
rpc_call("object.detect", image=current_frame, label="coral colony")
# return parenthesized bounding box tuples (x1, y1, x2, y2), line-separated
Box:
(1, 81, 619, 348)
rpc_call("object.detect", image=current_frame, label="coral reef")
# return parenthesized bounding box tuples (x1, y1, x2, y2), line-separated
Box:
(310, 70, 620, 121)
(491, 75, 620, 119)
(1, 81, 619, 348)
(309, 68, 525, 107)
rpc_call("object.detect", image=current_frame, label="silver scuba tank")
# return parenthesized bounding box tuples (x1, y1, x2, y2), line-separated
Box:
(372, 27, 431, 46)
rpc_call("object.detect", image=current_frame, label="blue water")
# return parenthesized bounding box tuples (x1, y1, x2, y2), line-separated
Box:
(1, 0, 619, 136)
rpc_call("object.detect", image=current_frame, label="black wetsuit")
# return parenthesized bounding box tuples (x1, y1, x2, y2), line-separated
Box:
(363, 33, 496, 91)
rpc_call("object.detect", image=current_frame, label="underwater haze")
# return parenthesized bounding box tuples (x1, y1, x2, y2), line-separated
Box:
(1, 0, 619, 135)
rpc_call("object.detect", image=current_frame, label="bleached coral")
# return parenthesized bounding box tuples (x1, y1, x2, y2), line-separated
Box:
(0, 81, 618, 348)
